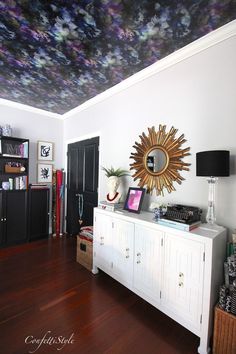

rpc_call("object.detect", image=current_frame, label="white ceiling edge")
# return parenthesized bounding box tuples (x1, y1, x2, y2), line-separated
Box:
(0, 98, 62, 119)
(0, 20, 235, 121)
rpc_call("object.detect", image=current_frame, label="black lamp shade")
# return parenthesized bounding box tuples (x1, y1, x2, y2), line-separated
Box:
(196, 150, 230, 177)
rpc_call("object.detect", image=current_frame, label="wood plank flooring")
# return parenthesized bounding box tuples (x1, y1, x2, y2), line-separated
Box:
(0, 236, 199, 354)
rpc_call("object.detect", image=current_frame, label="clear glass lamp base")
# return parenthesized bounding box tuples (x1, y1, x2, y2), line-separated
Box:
(206, 177, 218, 225)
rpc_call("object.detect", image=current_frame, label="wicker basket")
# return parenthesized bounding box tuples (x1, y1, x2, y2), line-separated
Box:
(76, 235, 93, 271)
(213, 306, 236, 354)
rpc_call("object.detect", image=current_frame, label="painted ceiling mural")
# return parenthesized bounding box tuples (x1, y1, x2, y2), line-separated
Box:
(0, 1, 235, 114)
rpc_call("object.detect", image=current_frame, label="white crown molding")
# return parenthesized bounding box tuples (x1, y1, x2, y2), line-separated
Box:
(63, 19, 236, 120)
(0, 20, 235, 120)
(0, 98, 62, 119)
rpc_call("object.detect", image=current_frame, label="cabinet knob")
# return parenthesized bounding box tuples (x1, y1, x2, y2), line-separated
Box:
(178, 282, 184, 287)
(4, 218, 6, 222)
(0, 218, 3, 222)
(125, 248, 130, 259)
(136, 252, 141, 264)
(179, 272, 184, 278)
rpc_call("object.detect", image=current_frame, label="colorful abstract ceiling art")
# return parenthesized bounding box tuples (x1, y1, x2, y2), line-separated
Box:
(0, 1, 235, 114)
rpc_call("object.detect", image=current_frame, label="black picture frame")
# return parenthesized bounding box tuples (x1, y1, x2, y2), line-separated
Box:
(123, 187, 146, 214)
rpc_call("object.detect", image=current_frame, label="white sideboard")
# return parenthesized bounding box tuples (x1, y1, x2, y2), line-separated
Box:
(93, 208, 226, 354)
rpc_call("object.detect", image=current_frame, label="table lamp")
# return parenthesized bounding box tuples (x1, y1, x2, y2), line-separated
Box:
(196, 150, 230, 225)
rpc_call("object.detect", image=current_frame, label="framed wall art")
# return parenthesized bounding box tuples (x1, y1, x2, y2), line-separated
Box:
(37, 163, 53, 183)
(38, 141, 53, 161)
(123, 187, 145, 214)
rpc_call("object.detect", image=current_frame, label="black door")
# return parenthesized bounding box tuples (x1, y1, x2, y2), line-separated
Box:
(67, 137, 99, 235)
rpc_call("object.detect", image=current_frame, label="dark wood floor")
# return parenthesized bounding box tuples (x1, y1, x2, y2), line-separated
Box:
(0, 237, 199, 354)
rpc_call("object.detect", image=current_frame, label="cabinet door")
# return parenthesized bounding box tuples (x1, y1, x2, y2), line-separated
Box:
(0, 191, 5, 245)
(93, 212, 112, 271)
(112, 219, 134, 286)
(133, 224, 163, 303)
(5, 191, 28, 245)
(28, 189, 49, 240)
(162, 233, 204, 329)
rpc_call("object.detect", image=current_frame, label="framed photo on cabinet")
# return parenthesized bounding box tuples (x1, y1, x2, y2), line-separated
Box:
(38, 141, 53, 161)
(123, 187, 145, 214)
(37, 163, 53, 183)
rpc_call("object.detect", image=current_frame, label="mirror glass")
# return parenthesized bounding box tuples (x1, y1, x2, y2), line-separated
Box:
(146, 148, 167, 173)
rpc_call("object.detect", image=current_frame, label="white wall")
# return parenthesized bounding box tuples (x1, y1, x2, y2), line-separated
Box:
(64, 35, 236, 233)
(0, 105, 63, 182)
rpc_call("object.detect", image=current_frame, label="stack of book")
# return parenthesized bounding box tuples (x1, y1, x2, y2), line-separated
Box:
(157, 218, 201, 231)
(98, 201, 123, 212)
(2, 142, 28, 158)
(14, 176, 27, 190)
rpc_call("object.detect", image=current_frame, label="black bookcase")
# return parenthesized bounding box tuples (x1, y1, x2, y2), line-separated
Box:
(0, 136, 29, 246)
(0, 137, 50, 247)
(0, 136, 29, 190)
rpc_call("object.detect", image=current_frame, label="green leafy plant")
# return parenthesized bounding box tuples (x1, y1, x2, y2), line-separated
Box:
(102, 166, 130, 177)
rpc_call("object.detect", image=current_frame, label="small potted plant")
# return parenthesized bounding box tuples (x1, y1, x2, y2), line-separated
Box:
(102, 166, 129, 204)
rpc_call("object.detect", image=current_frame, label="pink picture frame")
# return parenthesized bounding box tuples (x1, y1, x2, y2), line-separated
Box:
(124, 187, 145, 214)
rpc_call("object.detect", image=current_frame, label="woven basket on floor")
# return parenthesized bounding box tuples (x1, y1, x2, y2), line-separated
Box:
(213, 306, 236, 354)
(76, 235, 93, 271)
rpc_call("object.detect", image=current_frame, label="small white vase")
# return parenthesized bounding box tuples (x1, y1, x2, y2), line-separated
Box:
(106, 176, 121, 203)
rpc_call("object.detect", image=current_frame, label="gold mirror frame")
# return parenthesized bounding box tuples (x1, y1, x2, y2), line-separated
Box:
(130, 125, 191, 195)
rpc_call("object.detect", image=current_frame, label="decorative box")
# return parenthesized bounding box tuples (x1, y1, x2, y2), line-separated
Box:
(213, 306, 236, 354)
(5, 165, 22, 173)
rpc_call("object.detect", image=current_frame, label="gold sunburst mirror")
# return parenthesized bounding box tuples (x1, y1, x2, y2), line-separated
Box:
(130, 125, 191, 195)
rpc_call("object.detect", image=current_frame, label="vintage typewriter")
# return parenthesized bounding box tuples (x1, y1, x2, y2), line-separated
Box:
(162, 204, 202, 224)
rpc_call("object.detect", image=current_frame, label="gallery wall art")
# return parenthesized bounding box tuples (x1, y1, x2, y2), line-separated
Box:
(0, 1, 235, 114)
(38, 141, 53, 161)
(37, 163, 53, 183)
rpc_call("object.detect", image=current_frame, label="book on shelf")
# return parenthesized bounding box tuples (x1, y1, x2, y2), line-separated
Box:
(98, 201, 123, 212)
(226, 242, 236, 257)
(2, 154, 23, 158)
(22, 142, 28, 158)
(157, 218, 201, 232)
(29, 183, 49, 189)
